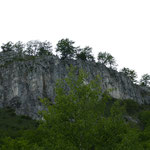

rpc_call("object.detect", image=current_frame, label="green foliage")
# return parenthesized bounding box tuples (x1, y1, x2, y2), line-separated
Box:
(1, 40, 150, 149)
(97, 51, 108, 64)
(97, 52, 117, 69)
(40, 67, 104, 149)
(139, 110, 150, 128)
(0, 107, 38, 139)
(140, 74, 150, 87)
(1, 41, 14, 52)
(38, 67, 142, 149)
(0, 136, 45, 150)
(13, 41, 24, 56)
(76, 46, 94, 61)
(37, 41, 52, 56)
(1, 137, 30, 150)
(123, 99, 141, 115)
(120, 67, 138, 83)
(0, 40, 52, 57)
(25, 40, 52, 56)
(139, 126, 150, 149)
(56, 38, 77, 59)
(0, 68, 150, 149)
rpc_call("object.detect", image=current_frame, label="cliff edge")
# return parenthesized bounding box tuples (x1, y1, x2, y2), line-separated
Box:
(0, 52, 150, 119)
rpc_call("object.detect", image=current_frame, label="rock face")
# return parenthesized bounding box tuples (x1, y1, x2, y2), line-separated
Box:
(0, 53, 150, 119)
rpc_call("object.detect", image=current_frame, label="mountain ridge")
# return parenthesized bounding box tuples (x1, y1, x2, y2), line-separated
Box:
(0, 52, 150, 119)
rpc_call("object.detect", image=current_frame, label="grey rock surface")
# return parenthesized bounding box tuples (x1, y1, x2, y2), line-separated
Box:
(0, 53, 150, 119)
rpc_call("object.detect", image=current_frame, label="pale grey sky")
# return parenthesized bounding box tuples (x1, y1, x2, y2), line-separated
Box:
(0, 0, 150, 80)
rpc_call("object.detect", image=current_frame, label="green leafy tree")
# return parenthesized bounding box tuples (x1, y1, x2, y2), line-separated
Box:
(140, 74, 150, 87)
(39, 67, 107, 149)
(38, 67, 142, 150)
(76, 46, 95, 61)
(0, 137, 43, 150)
(97, 52, 117, 69)
(13, 41, 25, 56)
(37, 41, 52, 56)
(56, 38, 76, 59)
(0, 67, 145, 149)
(1, 41, 14, 52)
(139, 110, 150, 128)
(97, 52, 108, 64)
(25, 40, 38, 56)
(95, 100, 143, 150)
(138, 110, 150, 149)
(25, 40, 52, 56)
(120, 67, 137, 84)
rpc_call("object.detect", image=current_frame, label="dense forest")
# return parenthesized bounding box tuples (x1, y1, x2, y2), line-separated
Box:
(0, 39, 150, 149)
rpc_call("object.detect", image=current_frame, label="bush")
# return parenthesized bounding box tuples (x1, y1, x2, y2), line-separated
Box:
(123, 99, 140, 115)
(139, 110, 150, 127)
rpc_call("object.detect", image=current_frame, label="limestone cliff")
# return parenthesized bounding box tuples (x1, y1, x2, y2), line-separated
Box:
(0, 52, 150, 119)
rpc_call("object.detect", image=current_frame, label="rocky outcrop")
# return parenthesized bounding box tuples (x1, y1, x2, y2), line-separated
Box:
(0, 52, 150, 119)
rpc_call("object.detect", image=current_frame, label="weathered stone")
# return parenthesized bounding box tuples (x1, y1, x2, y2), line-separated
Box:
(0, 53, 150, 119)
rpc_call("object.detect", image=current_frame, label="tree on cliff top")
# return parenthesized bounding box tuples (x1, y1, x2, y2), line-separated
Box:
(120, 67, 137, 84)
(76, 46, 95, 62)
(25, 40, 52, 56)
(56, 38, 77, 60)
(140, 74, 150, 87)
(1, 42, 14, 52)
(97, 52, 117, 69)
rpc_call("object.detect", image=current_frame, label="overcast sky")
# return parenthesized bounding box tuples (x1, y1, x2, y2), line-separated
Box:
(0, 0, 150, 80)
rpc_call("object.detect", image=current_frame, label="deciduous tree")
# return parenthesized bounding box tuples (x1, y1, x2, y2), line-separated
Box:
(1, 41, 14, 52)
(140, 74, 150, 87)
(76, 46, 94, 61)
(120, 67, 137, 83)
(97, 52, 117, 69)
(56, 38, 76, 59)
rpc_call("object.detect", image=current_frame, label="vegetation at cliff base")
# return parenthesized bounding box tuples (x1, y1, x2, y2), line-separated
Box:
(0, 108, 38, 146)
(0, 68, 150, 149)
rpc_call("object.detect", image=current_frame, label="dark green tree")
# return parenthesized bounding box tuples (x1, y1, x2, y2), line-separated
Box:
(25, 40, 38, 56)
(37, 41, 52, 56)
(120, 67, 137, 83)
(1, 41, 14, 52)
(38, 67, 142, 150)
(97, 52, 107, 64)
(76, 46, 95, 61)
(13, 41, 24, 56)
(56, 38, 76, 59)
(0, 67, 145, 149)
(39, 67, 107, 149)
(97, 52, 117, 69)
(140, 74, 150, 87)
(25, 40, 52, 56)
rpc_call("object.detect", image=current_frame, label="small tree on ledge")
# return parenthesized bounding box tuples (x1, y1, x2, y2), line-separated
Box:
(97, 52, 117, 69)
(56, 38, 76, 60)
(76, 46, 95, 62)
(140, 74, 150, 87)
(120, 67, 138, 84)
